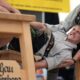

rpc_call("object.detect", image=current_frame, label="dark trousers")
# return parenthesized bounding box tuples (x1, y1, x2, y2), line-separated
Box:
(47, 69, 59, 80)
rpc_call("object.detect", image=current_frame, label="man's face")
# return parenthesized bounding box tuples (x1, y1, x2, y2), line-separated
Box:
(67, 25, 80, 44)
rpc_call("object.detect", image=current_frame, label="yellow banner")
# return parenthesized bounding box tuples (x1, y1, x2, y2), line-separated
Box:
(6, 0, 70, 13)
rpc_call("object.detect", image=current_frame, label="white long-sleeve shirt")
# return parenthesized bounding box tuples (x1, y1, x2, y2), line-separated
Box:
(36, 23, 77, 70)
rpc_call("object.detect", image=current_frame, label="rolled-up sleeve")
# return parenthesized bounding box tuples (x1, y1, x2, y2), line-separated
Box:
(45, 49, 72, 70)
(45, 23, 63, 32)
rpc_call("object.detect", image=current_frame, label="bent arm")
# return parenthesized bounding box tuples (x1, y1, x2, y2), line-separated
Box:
(58, 50, 80, 68)
(30, 21, 63, 33)
(35, 50, 72, 70)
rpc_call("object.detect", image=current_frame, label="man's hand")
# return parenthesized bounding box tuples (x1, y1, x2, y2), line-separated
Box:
(30, 22, 46, 32)
(58, 59, 74, 68)
(73, 50, 80, 61)
(35, 59, 48, 69)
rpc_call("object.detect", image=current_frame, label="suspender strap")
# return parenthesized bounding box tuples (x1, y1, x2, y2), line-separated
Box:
(43, 33, 54, 57)
(35, 33, 54, 62)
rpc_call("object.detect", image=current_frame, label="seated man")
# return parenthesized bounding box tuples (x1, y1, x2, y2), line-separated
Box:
(29, 8, 80, 79)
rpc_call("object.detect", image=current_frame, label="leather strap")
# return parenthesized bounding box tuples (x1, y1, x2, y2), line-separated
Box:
(43, 33, 54, 57)
(35, 33, 54, 62)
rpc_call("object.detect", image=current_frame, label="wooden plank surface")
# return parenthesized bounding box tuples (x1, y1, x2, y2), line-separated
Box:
(0, 12, 36, 21)
(20, 22, 36, 80)
(75, 61, 80, 80)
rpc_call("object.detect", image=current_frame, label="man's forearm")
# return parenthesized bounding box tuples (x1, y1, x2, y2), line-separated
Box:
(58, 59, 74, 68)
